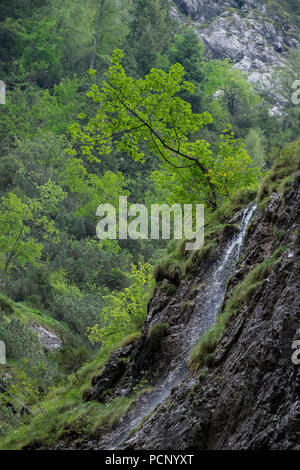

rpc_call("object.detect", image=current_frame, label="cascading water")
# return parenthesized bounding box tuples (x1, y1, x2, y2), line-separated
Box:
(94, 204, 256, 450)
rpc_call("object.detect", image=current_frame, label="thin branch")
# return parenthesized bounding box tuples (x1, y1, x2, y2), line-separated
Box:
(150, 132, 196, 169)
(108, 83, 217, 207)
(110, 123, 146, 139)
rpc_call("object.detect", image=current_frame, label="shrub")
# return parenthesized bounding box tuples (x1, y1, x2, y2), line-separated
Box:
(0, 319, 44, 362)
(147, 323, 168, 350)
(0, 295, 14, 315)
(49, 294, 101, 344)
(54, 346, 90, 378)
(0, 406, 21, 437)
(154, 259, 181, 284)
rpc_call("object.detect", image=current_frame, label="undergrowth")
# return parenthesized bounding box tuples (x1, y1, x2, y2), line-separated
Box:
(0, 336, 136, 450)
(257, 139, 300, 210)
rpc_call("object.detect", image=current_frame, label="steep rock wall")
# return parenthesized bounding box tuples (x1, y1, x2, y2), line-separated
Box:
(171, 0, 299, 84)
(122, 172, 300, 450)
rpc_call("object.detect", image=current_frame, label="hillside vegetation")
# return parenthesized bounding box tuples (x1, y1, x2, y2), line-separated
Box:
(0, 0, 299, 449)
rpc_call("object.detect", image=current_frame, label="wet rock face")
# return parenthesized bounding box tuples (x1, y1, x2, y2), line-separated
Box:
(83, 345, 134, 403)
(124, 173, 300, 450)
(172, 0, 299, 84)
(78, 175, 300, 450)
(83, 231, 235, 409)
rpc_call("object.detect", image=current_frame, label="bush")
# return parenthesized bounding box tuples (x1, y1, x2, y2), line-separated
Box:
(0, 319, 44, 362)
(147, 323, 168, 351)
(49, 294, 101, 344)
(54, 346, 90, 378)
(0, 406, 21, 437)
(0, 294, 14, 315)
(154, 259, 181, 284)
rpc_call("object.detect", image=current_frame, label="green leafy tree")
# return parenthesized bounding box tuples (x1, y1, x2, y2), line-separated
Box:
(245, 128, 266, 170)
(124, 0, 174, 77)
(7, 360, 50, 417)
(68, 50, 259, 208)
(0, 193, 56, 286)
(63, 158, 129, 216)
(89, 263, 154, 346)
(89, 0, 129, 70)
(19, 17, 63, 87)
(165, 28, 206, 112)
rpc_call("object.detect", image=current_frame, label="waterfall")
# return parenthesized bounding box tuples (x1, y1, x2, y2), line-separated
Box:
(96, 204, 256, 450)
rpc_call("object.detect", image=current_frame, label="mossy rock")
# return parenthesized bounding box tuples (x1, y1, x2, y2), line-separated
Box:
(154, 259, 181, 285)
(147, 323, 168, 351)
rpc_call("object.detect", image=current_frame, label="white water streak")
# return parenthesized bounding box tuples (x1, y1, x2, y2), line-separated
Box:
(104, 205, 256, 449)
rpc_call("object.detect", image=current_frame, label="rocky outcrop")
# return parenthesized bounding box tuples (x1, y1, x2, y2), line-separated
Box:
(79, 172, 300, 450)
(83, 344, 134, 403)
(83, 226, 237, 408)
(172, 0, 299, 84)
(65, 158, 300, 451)
(119, 172, 300, 450)
(30, 324, 62, 353)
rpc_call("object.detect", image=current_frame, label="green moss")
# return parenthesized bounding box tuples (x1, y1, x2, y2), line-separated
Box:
(147, 322, 168, 350)
(118, 331, 141, 348)
(257, 139, 300, 210)
(154, 258, 182, 284)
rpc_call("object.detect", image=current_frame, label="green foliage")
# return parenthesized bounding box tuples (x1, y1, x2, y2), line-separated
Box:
(0, 294, 14, 315)
(69, 50, 259, 208)
(154, 258, 182, 285)
(54, 346, 90, 377)
(147, 323, 168, 350)
(257, 138, 300, 209)
(0, 0, 299, 450)
(19, 17, 63, 87)
(63, 158, 129, 215)
(7, 361, 50, 417)
(49, 294, 101, 344)
(124, 0, 174, 77)
(132, 377, 150, 396)
(88, 263, 154, 346)
(0, 405, 21, 437)
(0, 193, 56, 284)
(0, 341, 136, 450)
(245, 128, 266, 169)
(0, 319, 44, 362)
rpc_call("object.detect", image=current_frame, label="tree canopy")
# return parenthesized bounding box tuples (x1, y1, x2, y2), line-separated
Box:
(68, 50, 259, 208)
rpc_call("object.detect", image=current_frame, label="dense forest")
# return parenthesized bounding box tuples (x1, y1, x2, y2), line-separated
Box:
(0, 0, 299, 450)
